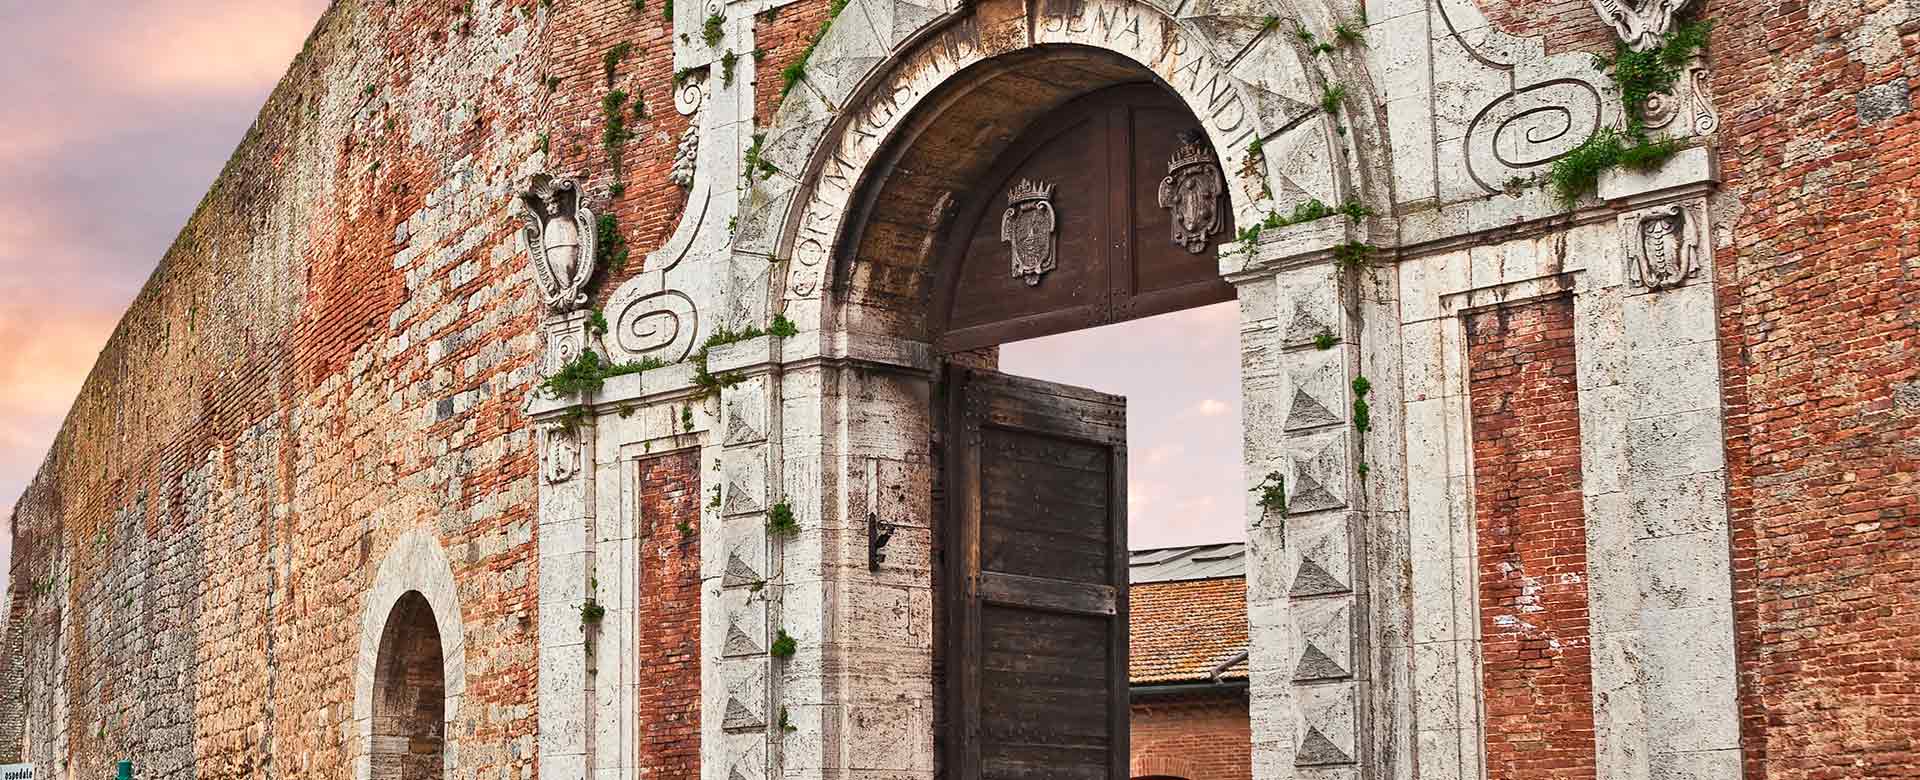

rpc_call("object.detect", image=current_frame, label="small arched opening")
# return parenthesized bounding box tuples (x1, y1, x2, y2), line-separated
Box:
(369, 591, 445, 780)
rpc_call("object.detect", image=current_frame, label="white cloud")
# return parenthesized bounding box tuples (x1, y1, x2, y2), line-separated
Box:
(1192, 398, 1231, 417)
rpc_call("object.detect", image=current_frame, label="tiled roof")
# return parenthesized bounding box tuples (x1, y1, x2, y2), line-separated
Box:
(1129, 545, 1248, 684)
(1129, 542, 1246, 583)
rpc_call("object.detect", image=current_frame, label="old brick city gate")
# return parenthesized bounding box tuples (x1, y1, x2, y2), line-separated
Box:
(10, 0, 1916, 779)
(523, 0, 1736, 778)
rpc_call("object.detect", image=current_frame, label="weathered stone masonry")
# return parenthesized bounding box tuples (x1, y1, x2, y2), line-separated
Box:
(6, 1, 1919, 780)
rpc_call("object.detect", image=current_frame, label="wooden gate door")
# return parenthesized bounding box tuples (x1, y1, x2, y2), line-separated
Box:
(944, 365, 1128, 780)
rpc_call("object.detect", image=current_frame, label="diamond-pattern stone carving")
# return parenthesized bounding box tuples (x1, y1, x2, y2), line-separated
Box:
(1291, 522, 1353, 597)
(721, 550, 763, 588)
(1295, 683, 1358, 766)
(723, 621, 763, 657)
(722, 455, 767, 517)
(722, 696, 766, 732)
(1282, 287, 1339, 347)
(724, 385, 768, 445)
(1286, 355, 1345, 432)
(1289, 434, 1348, 514)
(1293, 599, 1353, 682)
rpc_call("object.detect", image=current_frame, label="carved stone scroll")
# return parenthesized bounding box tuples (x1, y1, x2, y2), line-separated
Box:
(1622, 200, 1705, 291)
(1001, 179, 1057, 286)
(606, 288, 699, 363)
(1157, 129, 1226, 254)
(517, 175, 597, 314)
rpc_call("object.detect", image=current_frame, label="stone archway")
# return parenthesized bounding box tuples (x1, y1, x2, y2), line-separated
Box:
(353, 529, 466, 780)
(744, 0, 1381, 329)
(716, 1, 1386, 778)
(371, 592, 446, 780)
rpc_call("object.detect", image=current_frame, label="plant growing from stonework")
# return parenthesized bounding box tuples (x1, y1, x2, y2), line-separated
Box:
(1334, 241, 1374, 270)
(682, 405, 696, 432)
(780, 0, 849, 95)
(1252, 471, 1288, 517)
(744, 133, 777, 181)
(540, 350, 666, 398)
(587, 308, 610, 336)
(1332, 20, 1364, 46)
(1314, 328, 1339, 350)
(1351, 375, 1373, 434)
(702, 11, 725, 47)
(779, 707, 798, 732)
(721, 50, 739, 86)
(770, 629, 797, 658)
(580, 597, 607, 625)
(766, 502, 799, 536)
(1547, 18, 1711, 204)
(1319, 84, 1347, 116)
(768, 314, 800, 338)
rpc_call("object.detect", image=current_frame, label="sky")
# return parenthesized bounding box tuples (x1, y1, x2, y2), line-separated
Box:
(1002, 304, 1245, 550)
(0, 1, 334, 563)
(0, 0, 1244, 567)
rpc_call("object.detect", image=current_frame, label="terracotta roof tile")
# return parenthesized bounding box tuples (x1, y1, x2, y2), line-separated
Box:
(1129, 576, 1248, 684)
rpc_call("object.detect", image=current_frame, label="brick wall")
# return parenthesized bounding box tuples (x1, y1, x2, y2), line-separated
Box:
(635, 450, 703, 780)
(1466, 297, 1597, 780)
(1129, 693, 1250, 780)
(1473, 0, 1615, 56)
(0, 605, 21, 762)
(1707, 2, 1920, 778)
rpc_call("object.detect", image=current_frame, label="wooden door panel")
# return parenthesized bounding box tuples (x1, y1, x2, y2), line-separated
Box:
(946, 365, 1128, 780)
(934, 83, 1235, 353)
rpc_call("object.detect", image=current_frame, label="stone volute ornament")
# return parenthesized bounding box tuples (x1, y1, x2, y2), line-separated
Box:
(1002, 178, 1058, 286)
(1590, 0, 1696, 51)
(516, 175, 597, 314)
(1157, 129, 1226, 254)
(1623, 201, 1704, 290)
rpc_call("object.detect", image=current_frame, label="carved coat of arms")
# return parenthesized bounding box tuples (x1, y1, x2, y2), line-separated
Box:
(517, 175, 597, 313)
(1623, 202, 1704, 290)
(1589, 0, 1696, 51)
(1157, 129, 1226, 254)
(1001, 179, 1057, 286)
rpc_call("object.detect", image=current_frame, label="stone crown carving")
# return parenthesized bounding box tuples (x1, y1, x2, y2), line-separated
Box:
(517, 175, 597, 314)
(1589, 0, 1697, 51)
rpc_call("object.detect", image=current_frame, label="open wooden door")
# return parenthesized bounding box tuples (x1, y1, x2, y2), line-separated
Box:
(943, 365, 1128, 780)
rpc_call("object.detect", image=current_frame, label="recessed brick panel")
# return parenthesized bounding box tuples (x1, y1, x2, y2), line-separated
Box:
(636, 449, 703, 779)
(1466, 296, 1597, 780)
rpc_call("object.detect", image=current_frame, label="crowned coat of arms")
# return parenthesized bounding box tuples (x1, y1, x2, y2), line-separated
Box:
(1001, 179, 1058, 287)
(1157, 129, 1226, 254)
(517, 175, 597, 313)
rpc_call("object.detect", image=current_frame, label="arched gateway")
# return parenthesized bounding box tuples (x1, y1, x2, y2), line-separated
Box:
(527, 0, 1738, 779)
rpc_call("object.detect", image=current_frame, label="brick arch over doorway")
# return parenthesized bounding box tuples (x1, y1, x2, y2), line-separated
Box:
(353, 528, 467, 780)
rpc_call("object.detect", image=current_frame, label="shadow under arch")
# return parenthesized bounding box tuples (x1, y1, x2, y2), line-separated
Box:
(760, 0, 1370, 333)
